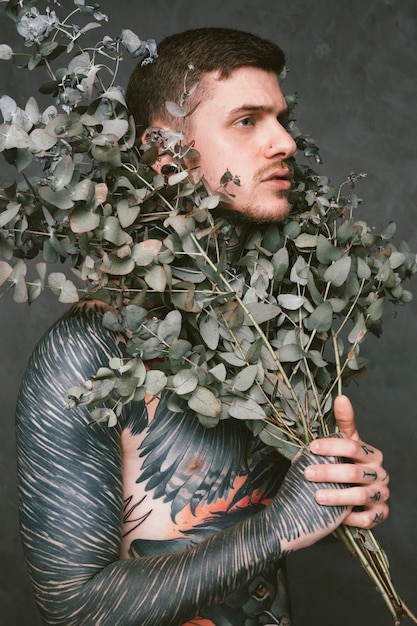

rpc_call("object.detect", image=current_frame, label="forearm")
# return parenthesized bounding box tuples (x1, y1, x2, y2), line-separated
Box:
(22, 448, 347, 626)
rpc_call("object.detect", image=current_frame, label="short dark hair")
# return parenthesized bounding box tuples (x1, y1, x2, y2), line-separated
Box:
(126, 27, 286, 134)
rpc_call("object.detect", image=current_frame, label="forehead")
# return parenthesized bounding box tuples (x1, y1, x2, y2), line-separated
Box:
(197, 66, 286, 112)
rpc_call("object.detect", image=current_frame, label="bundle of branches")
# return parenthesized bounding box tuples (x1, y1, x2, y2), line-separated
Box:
(0, 1, 416, 622)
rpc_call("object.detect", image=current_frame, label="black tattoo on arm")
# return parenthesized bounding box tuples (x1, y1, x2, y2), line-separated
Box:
(16, 303, 348, 626)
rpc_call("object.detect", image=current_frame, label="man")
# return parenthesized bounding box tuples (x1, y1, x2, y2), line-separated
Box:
(16, 28, 389, 626)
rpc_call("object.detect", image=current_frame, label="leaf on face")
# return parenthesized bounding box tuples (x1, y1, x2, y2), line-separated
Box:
(293, 233, 318, 251)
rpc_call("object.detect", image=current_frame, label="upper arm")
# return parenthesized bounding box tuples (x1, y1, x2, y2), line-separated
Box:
(16, 303, 128, 612)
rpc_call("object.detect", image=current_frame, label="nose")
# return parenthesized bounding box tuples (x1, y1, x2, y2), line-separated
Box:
(265, 120, 297, 160)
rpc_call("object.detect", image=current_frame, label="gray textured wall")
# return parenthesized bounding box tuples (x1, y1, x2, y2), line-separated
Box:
(1, 1, 417, 624)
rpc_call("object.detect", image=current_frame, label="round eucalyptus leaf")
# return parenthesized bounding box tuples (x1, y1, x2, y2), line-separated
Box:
(293, 233, 318, 250)
(199, 314, 220, 350)
(324, 257, 352, 287)
(144, 264, 167, 292)
(172, 369, 199, 395)
(277, 294, 304, 310)
(208, 363, 227, 382)
(229, 397, 266, 420)
(0, 260, 13, 286)
(103, 216, 131, 246)
(304, 301, 333, 333)
(188, 386, 222, 418)
(316, 234, 342, 264)
(367, 297, 385, 322)
(283, 221, 301, 240)
(356, 257, 372, 280)
(388, 251, 406, 270)
(0, 44, 13, 60)
(0, 124, 31, 150)
(169, 338, 192, 361)
(117, 199, 141, 228)
(145, 370, 168, 396)
(232, 364, 258, 392)
(348, 313, 367, 344)
(0, 202, 20, 228)
(100, 254, 135, 276)
(70, 207, 100, 234)
(90, 408, 118, 427)
(272, 247, 289, 282)
(53, 155, 74, 190)
(38, 186, 74, 210)
(290, 255, 309, 286)
(157, 310, 182, 344)
(244, 302, 281, 324)
(132, 239, 162, 266)
(278, 344, 304, 363)
(30, 128, 57, 151)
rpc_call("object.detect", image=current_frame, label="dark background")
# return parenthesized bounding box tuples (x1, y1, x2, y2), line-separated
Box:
(1, 1, 417, 624)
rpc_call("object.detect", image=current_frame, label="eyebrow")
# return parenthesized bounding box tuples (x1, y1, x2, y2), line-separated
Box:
(226, 104, 289, 121)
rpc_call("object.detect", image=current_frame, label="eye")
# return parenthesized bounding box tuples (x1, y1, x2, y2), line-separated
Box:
(236, 115, 255, 127)
(253, 582, 269, 599)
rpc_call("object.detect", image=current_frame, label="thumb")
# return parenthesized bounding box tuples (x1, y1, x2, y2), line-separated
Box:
(334, 394, 358, 440)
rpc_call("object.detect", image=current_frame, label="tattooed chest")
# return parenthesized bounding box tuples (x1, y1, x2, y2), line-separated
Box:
(120, 393, 288, 559)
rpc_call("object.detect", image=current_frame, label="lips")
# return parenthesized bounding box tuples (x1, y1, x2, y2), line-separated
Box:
(261, 168, 292, 190)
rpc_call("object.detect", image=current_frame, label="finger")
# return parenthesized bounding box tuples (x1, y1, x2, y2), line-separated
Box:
(343, 504, 389, 529)
(305, 462, 383, 485)
(334, 394, 358, 440)
(314, 484, 390, 507)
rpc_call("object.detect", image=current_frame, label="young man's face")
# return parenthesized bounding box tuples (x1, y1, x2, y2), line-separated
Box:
(185, 67, 297, 223)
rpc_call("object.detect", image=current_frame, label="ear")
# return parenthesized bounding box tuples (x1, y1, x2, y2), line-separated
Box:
(140, 124, 177, 175)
